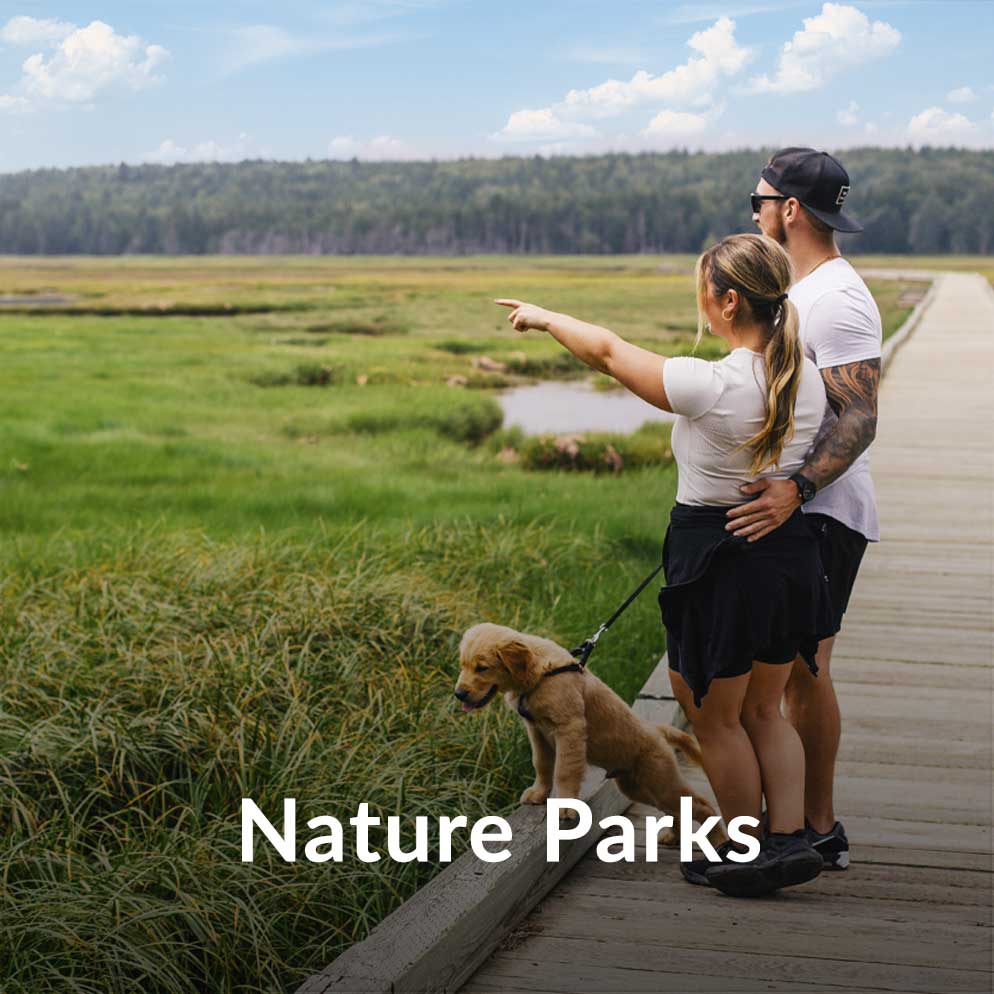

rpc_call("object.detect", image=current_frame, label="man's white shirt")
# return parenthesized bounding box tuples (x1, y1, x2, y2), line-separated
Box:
(789, 257, 882, 541)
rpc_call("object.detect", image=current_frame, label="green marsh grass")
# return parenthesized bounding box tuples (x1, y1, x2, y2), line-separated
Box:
(0, 253, 923, 991)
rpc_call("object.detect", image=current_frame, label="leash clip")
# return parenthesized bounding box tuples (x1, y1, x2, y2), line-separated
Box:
(571, 623, 608, 668)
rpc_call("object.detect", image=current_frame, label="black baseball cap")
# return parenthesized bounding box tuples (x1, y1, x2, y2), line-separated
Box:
(760, 147, 863, 234)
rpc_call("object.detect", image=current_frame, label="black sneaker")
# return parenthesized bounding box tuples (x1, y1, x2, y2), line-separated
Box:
(680, 839, 740, 887)
(805, 819, 850, 870)
(706, 830, 823, 898)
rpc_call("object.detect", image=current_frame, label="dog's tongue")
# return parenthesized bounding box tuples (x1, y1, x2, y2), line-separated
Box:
(461, 702, 476, 713)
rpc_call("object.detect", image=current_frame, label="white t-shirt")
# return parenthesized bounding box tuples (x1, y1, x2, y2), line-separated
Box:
(663, 349, 827, 507)
(789, 257, 882, 541)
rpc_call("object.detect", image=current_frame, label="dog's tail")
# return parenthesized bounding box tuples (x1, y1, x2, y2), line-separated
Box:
(658, 725, 704, 768)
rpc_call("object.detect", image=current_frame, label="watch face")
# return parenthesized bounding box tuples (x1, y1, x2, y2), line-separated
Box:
(792, 475, 815, 502)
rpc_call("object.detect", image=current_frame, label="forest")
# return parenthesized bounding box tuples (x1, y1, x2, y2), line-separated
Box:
(0, 147, 990, 256)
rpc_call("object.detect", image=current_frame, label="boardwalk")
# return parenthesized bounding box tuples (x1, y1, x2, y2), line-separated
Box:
(462, 272, 994, 994)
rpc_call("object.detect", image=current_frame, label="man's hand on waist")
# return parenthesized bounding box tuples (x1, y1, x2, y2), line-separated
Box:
(725, 478, 801, 542)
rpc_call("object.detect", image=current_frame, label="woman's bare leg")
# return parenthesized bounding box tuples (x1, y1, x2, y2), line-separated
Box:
(669, 669, 761, 833)
(741, 660, 806, 834)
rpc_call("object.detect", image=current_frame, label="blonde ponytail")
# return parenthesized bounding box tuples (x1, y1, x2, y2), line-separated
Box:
(748, 296, 802, 474)
(694, 233, 804, 474)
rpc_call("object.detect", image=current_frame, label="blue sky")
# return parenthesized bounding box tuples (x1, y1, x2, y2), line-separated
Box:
(0, 0, 991, 172)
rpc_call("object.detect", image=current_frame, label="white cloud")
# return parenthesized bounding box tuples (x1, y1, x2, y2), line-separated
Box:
(0, 18, 168, 110)
(559, 18, 750, 118)
(907, 107, 978, 145)
(837, 100, 860, 126)
(746, 3, 900, 95)
(145, 133, 271, 164)
(492, 109, 598, 143)
(641, 109, 709, 144)
(328, 135, 420, 160)
(0, 94, 31, 113)
(0, 15, 74, 45)
(493, 17, 749, 144)
(946, 86, 976, 104)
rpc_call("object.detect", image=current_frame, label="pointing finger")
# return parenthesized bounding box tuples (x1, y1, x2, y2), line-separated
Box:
(494, 299, 523, 309)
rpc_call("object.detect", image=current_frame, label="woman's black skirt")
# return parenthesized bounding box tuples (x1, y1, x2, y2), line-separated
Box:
(659, 502, 835, 707)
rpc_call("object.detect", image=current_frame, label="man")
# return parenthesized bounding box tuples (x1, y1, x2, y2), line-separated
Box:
(726, 148, 882, 871)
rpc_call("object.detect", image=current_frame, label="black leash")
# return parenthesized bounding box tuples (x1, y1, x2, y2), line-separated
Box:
(568, 555, 666, 669)
(517, 552, 665, 724)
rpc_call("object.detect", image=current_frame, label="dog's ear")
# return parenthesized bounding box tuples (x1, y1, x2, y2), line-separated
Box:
(495, 639, 533, 679)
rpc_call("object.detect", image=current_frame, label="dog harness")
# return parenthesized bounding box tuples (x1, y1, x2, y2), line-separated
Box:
(516, 661, 584, 724)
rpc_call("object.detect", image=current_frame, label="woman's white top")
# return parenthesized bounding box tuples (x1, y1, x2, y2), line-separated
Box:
(663, 348, 827, 507)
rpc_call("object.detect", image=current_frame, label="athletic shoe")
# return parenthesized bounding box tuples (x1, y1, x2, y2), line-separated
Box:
(706, 830, 823, 898)
(805, 819, 850, 870)
(680, 839, 742, 887)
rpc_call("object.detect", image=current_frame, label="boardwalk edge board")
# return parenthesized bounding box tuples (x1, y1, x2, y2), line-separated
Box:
(294, 673, 678, 994)
(878, 272, 941, 374)
(297, 271, 941, 994)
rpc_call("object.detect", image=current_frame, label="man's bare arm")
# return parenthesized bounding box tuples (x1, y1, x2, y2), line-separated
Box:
(801, 357, 880, 490)
(726, 357, 880, 541)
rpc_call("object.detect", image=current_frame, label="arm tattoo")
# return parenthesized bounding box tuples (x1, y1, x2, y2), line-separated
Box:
(801, 358, 880, 491)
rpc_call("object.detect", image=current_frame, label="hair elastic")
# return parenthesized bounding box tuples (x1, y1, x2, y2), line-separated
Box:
(775, 292, 789, 305)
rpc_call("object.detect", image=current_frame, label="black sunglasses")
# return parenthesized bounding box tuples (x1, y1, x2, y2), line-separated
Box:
(751, 193, 788, 213)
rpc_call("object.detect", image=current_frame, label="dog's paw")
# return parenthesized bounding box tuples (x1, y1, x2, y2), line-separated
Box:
(557, 806, 582, 825)
(658, 827, 679, 847)
(520, 784, 552, 805)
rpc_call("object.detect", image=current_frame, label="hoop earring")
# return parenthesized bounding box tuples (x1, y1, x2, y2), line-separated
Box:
(722, 308, 733, 323)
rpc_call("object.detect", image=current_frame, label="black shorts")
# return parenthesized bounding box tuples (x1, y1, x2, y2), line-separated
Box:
(660, 505, 835, 702)
(805, 512, 869, 636)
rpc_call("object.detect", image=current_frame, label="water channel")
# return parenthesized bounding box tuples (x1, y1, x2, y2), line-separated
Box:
(497, 380, 675, 435)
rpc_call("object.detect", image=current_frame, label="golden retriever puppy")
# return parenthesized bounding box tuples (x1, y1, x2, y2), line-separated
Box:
(455, 622, 721, 841)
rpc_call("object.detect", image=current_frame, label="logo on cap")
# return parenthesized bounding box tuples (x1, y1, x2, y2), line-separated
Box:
(835, 185, 851, 206)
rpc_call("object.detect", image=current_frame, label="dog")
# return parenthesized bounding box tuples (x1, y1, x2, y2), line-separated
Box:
(455, 622, 722, 842)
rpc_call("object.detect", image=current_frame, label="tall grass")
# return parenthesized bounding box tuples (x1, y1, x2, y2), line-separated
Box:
(0, 519, 625, 992)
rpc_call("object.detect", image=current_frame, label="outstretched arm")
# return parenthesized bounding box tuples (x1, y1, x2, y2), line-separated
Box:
(494, 299, 673, 412)
(725, 357, 880, 541)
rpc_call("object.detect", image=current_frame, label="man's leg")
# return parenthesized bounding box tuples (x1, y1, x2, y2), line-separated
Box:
(784, 636, 838, 834)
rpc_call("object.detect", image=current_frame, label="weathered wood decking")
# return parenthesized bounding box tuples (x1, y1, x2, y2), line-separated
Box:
(463, 272, 994, 994)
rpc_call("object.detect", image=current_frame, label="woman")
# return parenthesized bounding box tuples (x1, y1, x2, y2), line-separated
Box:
(495, 233, 834, 898)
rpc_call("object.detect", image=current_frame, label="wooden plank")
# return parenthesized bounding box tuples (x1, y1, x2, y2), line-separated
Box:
(830, 816, 990, 853)
(842, 843, 992, 871)
(482, 935, 990, 993)
(465, 958, 891, 993)
(830, 660, 986, 690)
(808, 761, 991, 788)
(566, 858, 993, 908)
(835, 734, 991, 769)
(548, 877, 992, 932)
(636, 661, 676, 702)
(523, 896, 992, 966)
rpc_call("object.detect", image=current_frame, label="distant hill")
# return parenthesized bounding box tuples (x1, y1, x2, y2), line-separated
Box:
(0, 148, 991, 256)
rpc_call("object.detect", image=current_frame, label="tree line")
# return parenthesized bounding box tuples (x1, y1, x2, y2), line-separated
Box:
(0, 147, 990, 256)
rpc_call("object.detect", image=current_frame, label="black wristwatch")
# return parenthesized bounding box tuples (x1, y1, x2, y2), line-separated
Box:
(789, 473, 817, 504)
